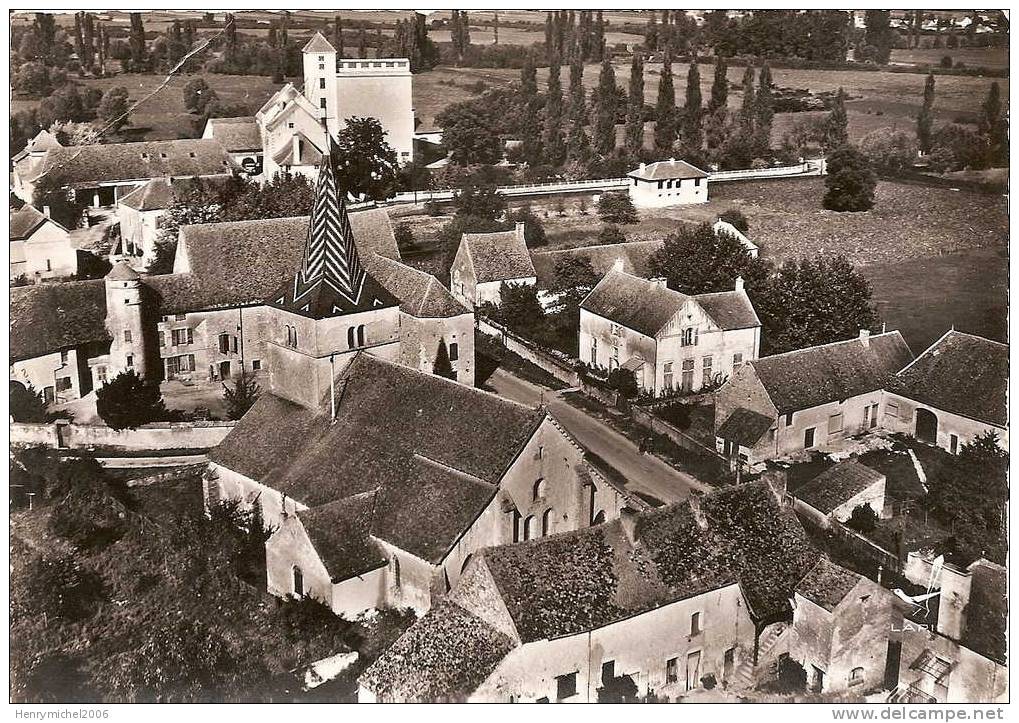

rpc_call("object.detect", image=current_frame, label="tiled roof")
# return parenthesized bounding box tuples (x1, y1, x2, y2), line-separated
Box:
(272, 132, 323, 167)
(24, 139, 238, 186)
(628, 159, 708, 181)
(297, 492, 387, 582)
(581, 269, 686, 337)
(13, 129, 62, 163)
(210, 354, 543, 561)
(10, 205, 67, 241)
(695, 289, 761, 330)
(530, 240, 663, 288)
(794, 460, 885, 514)
(368, 254, 469, 318)
(303, 32, 337, 54)
(795, 557, 862, 612)
(749, 332, 914, 414)
(482, 481, 819, 642)
(117, 178, 175, 211)
(10, 280, 110, 362)
(359, 600, 515, 702)
(716, 407, 774, 446)
(205, 117, 261, 152)
(889, 331, 1007, 428)
(463, 227, 535, 284)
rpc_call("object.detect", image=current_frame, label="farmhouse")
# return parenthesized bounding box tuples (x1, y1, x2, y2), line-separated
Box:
(791, 460, 887, 529)
(450, 223, 537, 308)
(579, 269, 761, 396)
(359, 481, 822, 702)
(789, 557, 900, 695)
(10, 205, 76, 281)
(714, 330, 914, 463)
(627, 159, 709, 208)
(884, 331, 1008, 453)
(201, 116, 263, 174)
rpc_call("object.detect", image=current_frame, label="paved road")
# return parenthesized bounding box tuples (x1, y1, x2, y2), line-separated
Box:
(486, 368, 708, 505)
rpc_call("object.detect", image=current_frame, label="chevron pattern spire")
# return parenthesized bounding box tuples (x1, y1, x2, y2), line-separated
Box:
(294, 139, 365, 304)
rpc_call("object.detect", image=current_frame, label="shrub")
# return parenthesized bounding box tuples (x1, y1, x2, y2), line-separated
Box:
(422, 200, 444, 217)
(222, 371, 260, 421)
(847, 503, 879, 533)
(394, 222, 415, 248)
(96, 370, 169, 430)
(597, 191, 638, 224)
(822, 144, 876, 212)
(14, 554, 105, 622)
(598, 224, 626, 245)
(509, 205, 547, 247)
(940, 55, 953, 69)
(10, 381, 48, 422)
(718, 208, 749, 235)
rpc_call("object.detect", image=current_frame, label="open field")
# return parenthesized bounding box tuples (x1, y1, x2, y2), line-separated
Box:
(889, 46, 1009, 70)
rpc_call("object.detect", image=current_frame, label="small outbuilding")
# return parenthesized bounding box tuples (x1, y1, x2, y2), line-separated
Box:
(792, 459, 887, 529)
(627, 159, 709, 208)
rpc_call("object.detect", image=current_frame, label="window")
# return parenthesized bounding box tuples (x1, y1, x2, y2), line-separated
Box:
(347, 326, 356, 349)
(950, 434, 959, 454)
(849, 667, 864, 686)
(357, 325, 365, 347)
(320, 98, 327, 109)
(556, 672, 577, 701)
(231, 336, 238, 353)
(288, 122, 295, 129)
(886, 402, 899, 419)
(602, 660, 615, 684)
(541, 508, 553, 537)
(171, 328, 192, 346)
(681, 358, 695, 392)
(56, 377, 72, 392)
(590, 337, 598, 364)
(124, 329, 132, 343)
(702, 356, 713, 386)
(393, 557, 401, 588)
(175, 314, 186, 321)
(219, 333, 230, 354)
(663, 361, 673, 390)
(532, 478, 545, 501)
(681, 328, 697, 346)
(733, 352, 743, 366)
(292, 566, 304, 597)
(319, 78, 326, 89)
(804, 427, 816, 449)
(828, 412, 844, 435)
(690, 611, 702, 635)
(449, 342, 458, 361)
(318, 55, 324, 61)
(96, 366, 107, 384)
(159, 331, 165, 347)
(784, 412, 794, 426)
(610, 322, 623, 336)
(292, 327, 298, 347)
(523, 515, 536, 541)
(666, 657, 678, 684)
(695, 177, 702, 187)
(126, 354, 134, 368)
(318, 63, 325, 71)
(60, 350, 69, 364)
(252, 360, 261, 371)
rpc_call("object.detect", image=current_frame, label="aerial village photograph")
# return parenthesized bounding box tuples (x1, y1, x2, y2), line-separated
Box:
(6, 5, 1010, 713)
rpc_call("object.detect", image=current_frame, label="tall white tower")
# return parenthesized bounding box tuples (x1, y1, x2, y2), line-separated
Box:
(302, 32, 338, 133)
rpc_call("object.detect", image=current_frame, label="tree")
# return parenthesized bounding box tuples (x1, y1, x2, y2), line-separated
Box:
(980, 82, 1007, 167)
(47, 458, 130, 550)
(708, 55, 728, 113)
(754, 63, 774, 146)
(593, 57, 618, 156)
(653, 51, 677, 155)
(48, 120, 101, 146)
(858, 129, 917, 175)
(128, 12, 148, 71)
(508, 205, 547, 247)
(624, 51, 645, 156)
(222, 372, 260, 421)
(718, 208, 749, 236)
(823, 87, 849, 151)
(682, 57, 703, 151)
(847, 503, 879, 533)
(436, 99, 503, 166)
(13, 61, 51, 97)
(738, 66, 756, 133)
(519, 56, 542, 164)
(823, 144, 876, 212)
(597, 191, 638, 224)
(453, 184, 506, 222)
(14, 553, 104, 622)
(928, 124, 987, 173)
(916, 71, 936, 154)
(10, 381, 49, 422)
(332, 15, 344, 57)
(648, 221, 768, 295)
(332, 117, 399, 201)
(598, 224, 626, 244)
(96, 370, 168, 430)
(565, 56, 591, 163)
(32, 173, 87, 229)
(863, 10, 893, 64)
(97, 86, 131, 132)
(433, 339, 455, 379)
(542, 52, 566, 166)
(182, 77, 213, 114)
(753, 255, 880, 355)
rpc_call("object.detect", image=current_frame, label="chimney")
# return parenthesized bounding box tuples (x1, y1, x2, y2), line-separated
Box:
(612, 257, 625, 272)
(649, 277, 668, 289)
(515, 221, 525, 239)
(619, 506, 641, 543)
(669, 157, 676, 163)
(638, 162, 646, 173)
(762, 469, 788, 505)
(936, 564, 973, 640)
(734, 275, 744, 292)
(292, 135, 301, 165)
(688, 493, 708, 530)
(42, 205, 51, 218)
(859, 329, 871, 347)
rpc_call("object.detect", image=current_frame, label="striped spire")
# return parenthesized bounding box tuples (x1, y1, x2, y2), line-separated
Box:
(294, 139, 365, 304)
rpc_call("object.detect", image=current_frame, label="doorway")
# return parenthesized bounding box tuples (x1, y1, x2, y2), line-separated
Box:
(219, 361, 231, 380)
(810, 665, 825, 693)
(686, 650, 701, 691)
(915, 408, 938, 444)
(723, 647, 735, 682)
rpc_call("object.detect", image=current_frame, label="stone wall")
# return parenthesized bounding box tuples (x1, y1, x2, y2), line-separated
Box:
(477, 317, 580, 387)
(10, 420, 234, 451)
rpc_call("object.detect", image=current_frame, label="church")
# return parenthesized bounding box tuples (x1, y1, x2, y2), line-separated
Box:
(206, 143, 633, 617)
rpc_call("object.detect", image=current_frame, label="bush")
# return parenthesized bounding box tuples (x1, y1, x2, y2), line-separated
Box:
(508, 205, 547, 247)
(16, 554, 105, 622)
(10, 381, 48, 422)
(718, 208, 749, 235)
(847, 503, 879, 533)
(394, 222, 415, 248)
(822, 144, 876, 212)
(940, 55, 953, 69)
(597, 191, 638, 224)
(598, 224, 626, 245)
(96, 370, 169, 430)
(422, 200, 444, 217)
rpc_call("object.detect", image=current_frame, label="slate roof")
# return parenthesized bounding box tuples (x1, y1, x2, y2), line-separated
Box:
(267, 273, 400, 320)
(10, 280, 110, 362)
(716, 407, 774, 446)
(482, 481, 819, 643)
(889, 331, 1008, 428)
(794, 460, 885, 514)
(369, 254, 469, 318)
(297, 492, 387, 582)
(117, 178, 175, 212)
(462, 227, 535, 284)
(581, 269, 687, 337)
(205, 117, 261, 152)
(24, 139, 238, 186)
(13, 129, 62, 163)
(628, 159, 708, 181)
(359, 600, 515, 701)
(10, 205, 67, 241)
(303, 32, 337, 54)
(530, 240, 663, 288)
(749, 332, 914, 414)
(211, 353, 543, 563)
(795, 557, 862, 612)
(695, 289, 761, 330)
(272, 132, 323, 167)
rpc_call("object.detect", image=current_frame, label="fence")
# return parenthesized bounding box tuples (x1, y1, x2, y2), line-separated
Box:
(476, 316, 581, 387)
(388, 177, 631, 205)
(10, 420, 236, 452)
(708, 159, 826, 182)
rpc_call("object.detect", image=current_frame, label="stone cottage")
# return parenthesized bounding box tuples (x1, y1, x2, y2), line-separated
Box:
(791, 460, 887, 529)
(450, 223, 537, 309)
(9, 205, 76, 281)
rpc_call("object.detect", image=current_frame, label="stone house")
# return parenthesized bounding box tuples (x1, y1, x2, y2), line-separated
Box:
(255, 83, 327, 181)
(359, 481, 821, 702)
(714, 330, 914, 464)
(201, 116, 263, 175)
(791, 460, 887, 529)
(450, 223, 536, 309)
(114, 178, 176, 270)
(9, 205, 76, 281)
(627, 159, 709, 208)
(579, 269, 761, 396)
(789, 557, 900, 696)
(884, 331, 1008, 453)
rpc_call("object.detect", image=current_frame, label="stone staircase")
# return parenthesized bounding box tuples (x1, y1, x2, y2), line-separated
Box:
(731, 622, 788, 691)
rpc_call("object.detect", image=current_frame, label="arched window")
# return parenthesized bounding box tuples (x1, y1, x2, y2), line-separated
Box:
(592, 509, 606, 526)
(541, 508, 553, 537)
(292, 565, 304, 597)
(392, 557, 401, 588)
(292, 326, 298, 348)
(532, 478, 546, 501)
(357, 324, 365, 347)
(347, 326, 356, 350)
(523, 515, 536, 541)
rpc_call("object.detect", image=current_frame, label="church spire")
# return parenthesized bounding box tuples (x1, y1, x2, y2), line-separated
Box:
(294, 139, 366, 305)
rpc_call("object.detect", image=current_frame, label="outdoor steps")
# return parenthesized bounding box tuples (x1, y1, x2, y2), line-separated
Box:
(731, 623, 788, 690)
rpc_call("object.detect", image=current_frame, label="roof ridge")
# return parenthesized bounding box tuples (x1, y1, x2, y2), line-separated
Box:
(753, 330, 904, 365)
(532, 239, 660, 257)
(411, 452, 494, 488)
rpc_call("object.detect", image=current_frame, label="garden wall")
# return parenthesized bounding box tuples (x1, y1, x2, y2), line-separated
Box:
(631, 405, 724, 460)
(10, 420, 235, 452)
(477, 317, 581, 387)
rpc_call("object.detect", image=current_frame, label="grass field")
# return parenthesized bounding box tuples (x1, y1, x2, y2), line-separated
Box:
(889, 46, 1009, 70)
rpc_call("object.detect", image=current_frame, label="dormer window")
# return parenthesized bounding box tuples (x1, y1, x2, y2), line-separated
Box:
(160, 153, 168, 159)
